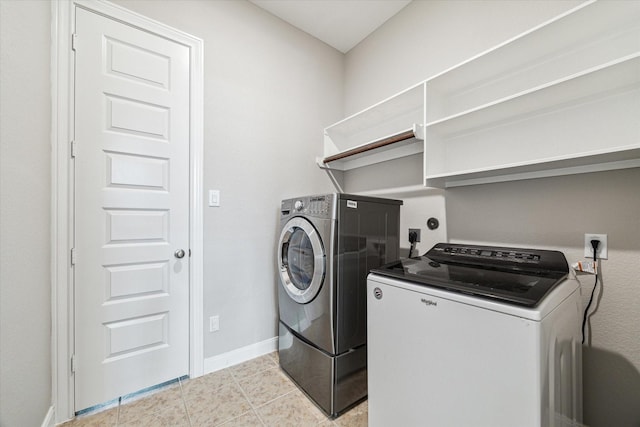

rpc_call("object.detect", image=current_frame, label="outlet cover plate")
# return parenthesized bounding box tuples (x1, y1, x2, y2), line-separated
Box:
(209, 315, 220, 332)
(584, 234, 608, 259)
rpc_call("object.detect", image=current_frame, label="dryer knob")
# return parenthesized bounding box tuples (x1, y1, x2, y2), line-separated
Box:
(294, 200, 304, 211)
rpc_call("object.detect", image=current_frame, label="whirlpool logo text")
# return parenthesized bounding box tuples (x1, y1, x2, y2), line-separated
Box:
(421, 298, 437, 307)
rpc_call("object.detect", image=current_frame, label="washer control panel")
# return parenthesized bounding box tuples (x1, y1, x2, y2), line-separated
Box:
(426, 242, 569, 273)
(442, 246, 541, 263)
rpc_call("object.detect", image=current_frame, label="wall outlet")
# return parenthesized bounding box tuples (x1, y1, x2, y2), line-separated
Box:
(209, 315, 220, 332)
(584, 234, 608, 259)
(409, 228, 421, 243)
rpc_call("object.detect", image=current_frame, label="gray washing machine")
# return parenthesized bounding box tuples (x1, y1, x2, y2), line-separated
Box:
(277, 193, 401, 417)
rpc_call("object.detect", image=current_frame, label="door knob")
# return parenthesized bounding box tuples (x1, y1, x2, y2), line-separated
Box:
(175, 249, 186, 259)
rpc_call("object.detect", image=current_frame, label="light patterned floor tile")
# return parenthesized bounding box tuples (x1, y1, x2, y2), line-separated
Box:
(229, 355, 278, 380)
(268, 351, 279, 364)
(295, 390, 334, 423)
(334, 400, 368, 427)
(118, 386, 185, 423)
(59, 407, 118, 427)
(118, 404, 190, 427)
(237, 367, 296, 406)
(181, 369, 235, 401)
(217, 410, 264, 426)
(186, 383, 252, 426)
(256, 389, 326, 427)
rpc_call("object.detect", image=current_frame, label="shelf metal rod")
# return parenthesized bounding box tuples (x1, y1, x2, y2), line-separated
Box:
(322, 128, 416, 164)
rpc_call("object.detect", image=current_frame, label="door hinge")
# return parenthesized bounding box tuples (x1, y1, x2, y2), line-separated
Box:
(70, 248, 76, 266)
(70, 354, 77, 373)
(70, 140, 76, 158)
(71, 33, 77, 51)
(189, 249, 191, 257)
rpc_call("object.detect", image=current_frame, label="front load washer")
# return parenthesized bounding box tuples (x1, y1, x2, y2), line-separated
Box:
(277, 193, 401, 417)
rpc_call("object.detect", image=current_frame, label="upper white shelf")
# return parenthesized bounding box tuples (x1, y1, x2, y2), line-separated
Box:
(425, 0, 640, 124)
(322, 83, 425, 171)
(426, 55, 640, 137)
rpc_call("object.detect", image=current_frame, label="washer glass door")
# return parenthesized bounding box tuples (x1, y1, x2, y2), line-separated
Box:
(278, 217, 325, 303)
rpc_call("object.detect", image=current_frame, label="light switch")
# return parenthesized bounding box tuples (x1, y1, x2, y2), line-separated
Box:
(209, 190, 220, 207)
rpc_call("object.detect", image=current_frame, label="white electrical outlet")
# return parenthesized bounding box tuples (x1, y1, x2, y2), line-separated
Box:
(209, 315, 220, 332)
(584, 234, 608, 259)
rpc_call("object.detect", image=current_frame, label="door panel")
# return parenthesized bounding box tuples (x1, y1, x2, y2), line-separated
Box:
(74, 8, 190, 411)
(106, 152, 170, 190)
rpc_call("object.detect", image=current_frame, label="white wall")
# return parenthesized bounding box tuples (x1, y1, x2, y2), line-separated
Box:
(0, 1, 53, 426)
(343, 1, 640, 426)
(342, 154, 448, 254)
(111, 0, 343, 358)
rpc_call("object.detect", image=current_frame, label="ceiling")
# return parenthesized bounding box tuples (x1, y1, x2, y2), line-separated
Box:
(249, 0, 412, 53)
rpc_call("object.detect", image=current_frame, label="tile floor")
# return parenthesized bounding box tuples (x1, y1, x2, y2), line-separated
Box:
(61, 352, 367, 427)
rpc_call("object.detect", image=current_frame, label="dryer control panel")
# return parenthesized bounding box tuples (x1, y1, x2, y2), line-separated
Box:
(281, 194, 334, 219)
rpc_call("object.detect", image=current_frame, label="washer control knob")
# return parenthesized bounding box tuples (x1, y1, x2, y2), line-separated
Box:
(294, 200, 304, 212)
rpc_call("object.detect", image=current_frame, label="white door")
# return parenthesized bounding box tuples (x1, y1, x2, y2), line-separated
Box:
(74, 7, 190, 411)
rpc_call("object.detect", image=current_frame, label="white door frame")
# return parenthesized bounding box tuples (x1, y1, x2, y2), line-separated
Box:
(51, 0, 204, 422)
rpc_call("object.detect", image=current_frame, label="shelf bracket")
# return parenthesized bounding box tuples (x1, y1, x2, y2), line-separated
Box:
(316, 158, 344, 193)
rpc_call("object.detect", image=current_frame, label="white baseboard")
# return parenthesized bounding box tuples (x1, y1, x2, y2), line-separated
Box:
(203, 336, 278, 375)
(41, 406, 55, 427)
